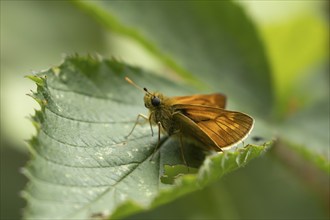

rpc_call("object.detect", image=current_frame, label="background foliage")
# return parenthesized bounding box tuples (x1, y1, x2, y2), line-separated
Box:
(1, 1, 329, 219)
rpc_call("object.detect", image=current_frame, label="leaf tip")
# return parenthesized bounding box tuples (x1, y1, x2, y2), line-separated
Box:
(25, 75, 46, 86)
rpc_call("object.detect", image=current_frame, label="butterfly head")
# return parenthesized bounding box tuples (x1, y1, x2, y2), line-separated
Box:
(143, 88, 164, 109)
(125, 77, 164, 110)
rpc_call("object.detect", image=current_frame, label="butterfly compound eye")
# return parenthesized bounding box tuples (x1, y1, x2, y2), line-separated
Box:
(151, 97, 161, 107)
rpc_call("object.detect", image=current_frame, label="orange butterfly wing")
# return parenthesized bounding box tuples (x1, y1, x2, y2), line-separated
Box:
(170, 93, 226, 109)
(173, 104, 254, 151)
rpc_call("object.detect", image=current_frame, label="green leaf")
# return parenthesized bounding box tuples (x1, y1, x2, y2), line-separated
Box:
(260, 14, 328, 118)
(23, 56, 270, 219)
(256, 11, 329, 172)
(73, 0, 273, 118)
(279, 98, 330, 173)
(129, 154, 328, 219)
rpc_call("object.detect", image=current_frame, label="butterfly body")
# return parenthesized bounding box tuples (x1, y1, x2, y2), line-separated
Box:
(144, 92, 178, 135)
(143, 91, 253, 152)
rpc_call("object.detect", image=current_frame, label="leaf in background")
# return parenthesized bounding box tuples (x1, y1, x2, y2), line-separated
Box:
(260, 14, 328, 118)
(73, 0, 273, 118)
(23, 56, 270, 219)
(279, 97, 330, 173)
(255, 10, 329, 171)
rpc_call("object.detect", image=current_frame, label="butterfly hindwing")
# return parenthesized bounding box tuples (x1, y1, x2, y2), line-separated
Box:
(173, 104, 254, 150)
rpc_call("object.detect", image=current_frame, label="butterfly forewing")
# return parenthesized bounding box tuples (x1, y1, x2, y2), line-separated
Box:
(170, 93, 226, 109)
(173, 104, 254, 150)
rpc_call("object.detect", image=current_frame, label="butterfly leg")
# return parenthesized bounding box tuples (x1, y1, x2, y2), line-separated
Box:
(126, 114, 153, 138)
(150, 121, 164, 161)
(179, 133, 189, 170)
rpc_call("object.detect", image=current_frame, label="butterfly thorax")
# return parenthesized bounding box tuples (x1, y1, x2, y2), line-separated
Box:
(144, 92, 178, 135)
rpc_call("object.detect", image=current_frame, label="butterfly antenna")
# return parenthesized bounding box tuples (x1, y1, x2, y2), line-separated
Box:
(125, 77, 152, 94)
(125, 77, 145, 92)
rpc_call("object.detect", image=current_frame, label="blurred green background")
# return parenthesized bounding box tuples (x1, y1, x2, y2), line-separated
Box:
(1, 1, 328, 219)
